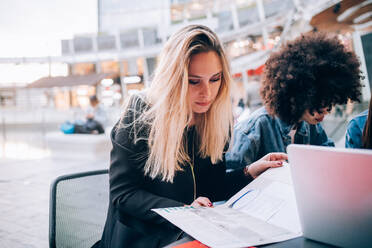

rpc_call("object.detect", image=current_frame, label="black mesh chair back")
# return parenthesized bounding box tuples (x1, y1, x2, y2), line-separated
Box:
(49, 169, 109, 248)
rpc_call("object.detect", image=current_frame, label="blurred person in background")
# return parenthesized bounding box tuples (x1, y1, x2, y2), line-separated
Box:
(345, 99, 372, 149)
(226, 32, 363, 170)
(71, 95, 106, 134)
(84, 95, 107, 133)
(61, 95, 107, 134)
(95, 25, 287, 248)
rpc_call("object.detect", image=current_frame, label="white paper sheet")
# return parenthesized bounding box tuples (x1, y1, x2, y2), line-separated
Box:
(153, 163, 302, 248)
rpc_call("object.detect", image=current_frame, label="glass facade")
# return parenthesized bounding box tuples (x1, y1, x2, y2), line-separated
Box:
(61, 40, 71, 55)
(120, 30, 139, 49)
(72, 63, 96, 75)
(73, 36, 93, 54)
(143, 28, 161, 46)
(97, 35, 117, 51)
(263, 0, 293, 18)
(237, 4, 259, 27)
(216, 10, 234, 32)
(55, 0, 302, 97)
(170, 0, 215, 24)
(98, 0, 166, 33)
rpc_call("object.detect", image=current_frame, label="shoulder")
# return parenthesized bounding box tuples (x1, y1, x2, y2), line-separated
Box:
(126, 93, 150, 115)
(235, 107, 273, 134)
(345, 111, 367, 148)
(348, 110, 368, 130)
(345, 111, 367, 142)
(120, 93, 150, 124)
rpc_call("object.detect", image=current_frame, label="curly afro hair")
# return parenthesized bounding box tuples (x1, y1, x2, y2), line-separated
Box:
(260, 32, 363, 124)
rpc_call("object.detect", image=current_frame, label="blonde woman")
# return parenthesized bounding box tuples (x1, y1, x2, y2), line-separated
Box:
(96, 25, 287, 248)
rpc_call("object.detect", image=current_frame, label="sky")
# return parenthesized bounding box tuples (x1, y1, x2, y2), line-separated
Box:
(0, 0, 97, 58)
(0, 0, 97, 84)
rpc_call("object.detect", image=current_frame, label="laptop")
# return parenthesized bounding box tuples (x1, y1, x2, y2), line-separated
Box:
(287, 144, 372, 248)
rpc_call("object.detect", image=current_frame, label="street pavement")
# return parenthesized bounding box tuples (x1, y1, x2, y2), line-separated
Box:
(0, 155, 109, 248)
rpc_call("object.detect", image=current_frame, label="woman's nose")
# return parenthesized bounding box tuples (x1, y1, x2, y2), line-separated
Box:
(200, 81, 211, 97)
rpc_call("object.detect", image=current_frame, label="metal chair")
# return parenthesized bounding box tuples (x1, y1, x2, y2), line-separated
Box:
(49, 169, 109, 248)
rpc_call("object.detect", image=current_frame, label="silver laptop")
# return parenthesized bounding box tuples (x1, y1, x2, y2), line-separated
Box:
(287, 144, 372, 248)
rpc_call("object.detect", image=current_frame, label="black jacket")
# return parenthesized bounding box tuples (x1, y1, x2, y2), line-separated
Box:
(98, 95, 253, 248)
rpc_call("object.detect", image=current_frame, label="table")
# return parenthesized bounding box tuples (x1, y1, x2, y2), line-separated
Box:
(165, 236, 337, 248)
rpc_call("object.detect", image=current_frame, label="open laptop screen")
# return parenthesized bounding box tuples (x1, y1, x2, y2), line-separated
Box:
(288, 144, 372, 248)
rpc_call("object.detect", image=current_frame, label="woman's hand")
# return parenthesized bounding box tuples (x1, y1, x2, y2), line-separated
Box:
(190, 197, 213, 207)
(246, 152, 288, 179)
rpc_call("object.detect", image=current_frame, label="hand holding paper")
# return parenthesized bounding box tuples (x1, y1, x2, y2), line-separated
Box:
(247, 152, 287, 178)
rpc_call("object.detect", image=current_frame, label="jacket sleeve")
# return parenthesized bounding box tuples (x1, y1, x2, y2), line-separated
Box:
(225, 120, 262, 170)
(345, 119, 362, 148)
(109, 137, 183, 226)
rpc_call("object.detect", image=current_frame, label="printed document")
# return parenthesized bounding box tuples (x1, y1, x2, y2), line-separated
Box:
(153, 163, 302, 248)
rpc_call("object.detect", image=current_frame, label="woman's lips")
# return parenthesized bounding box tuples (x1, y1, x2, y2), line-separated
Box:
(316, 116, 324, 122)
(196, 101, 210, 106)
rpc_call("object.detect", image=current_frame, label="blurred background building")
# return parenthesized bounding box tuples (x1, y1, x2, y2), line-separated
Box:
(0, 0, 371, 158)
(1, 0, 371, 107)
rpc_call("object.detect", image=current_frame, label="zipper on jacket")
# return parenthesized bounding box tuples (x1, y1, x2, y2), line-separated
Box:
(190, 163, 196, 200)
(188, 129, 196, 201)
(175, 231, 185, 241)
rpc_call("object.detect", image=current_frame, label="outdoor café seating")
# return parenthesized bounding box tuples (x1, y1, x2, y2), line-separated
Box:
(49, 169, 109, 248)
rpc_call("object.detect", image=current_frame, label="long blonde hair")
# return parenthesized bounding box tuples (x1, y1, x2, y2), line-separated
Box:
(123, 25, 233, 182)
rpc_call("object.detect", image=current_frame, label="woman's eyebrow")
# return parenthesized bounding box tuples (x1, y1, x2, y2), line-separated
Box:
(189, 71, 222, 78)
(211, 72, 222, 77)
(188, 75, 202, 78)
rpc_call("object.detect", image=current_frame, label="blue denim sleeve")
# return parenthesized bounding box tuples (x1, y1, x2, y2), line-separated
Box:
(314, 123, 335, 147)
(226, 121, 261, 170)
(345, 119, 363, 148)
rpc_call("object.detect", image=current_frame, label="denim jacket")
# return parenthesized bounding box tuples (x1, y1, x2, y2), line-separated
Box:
(345, 110, 368, 149)
(226, 107, 334, 169)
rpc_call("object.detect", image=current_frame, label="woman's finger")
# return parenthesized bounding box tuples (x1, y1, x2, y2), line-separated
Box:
(196, 197, 212, 207)
(268, 152, 288, 161)
(266, 160, 283, 168)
